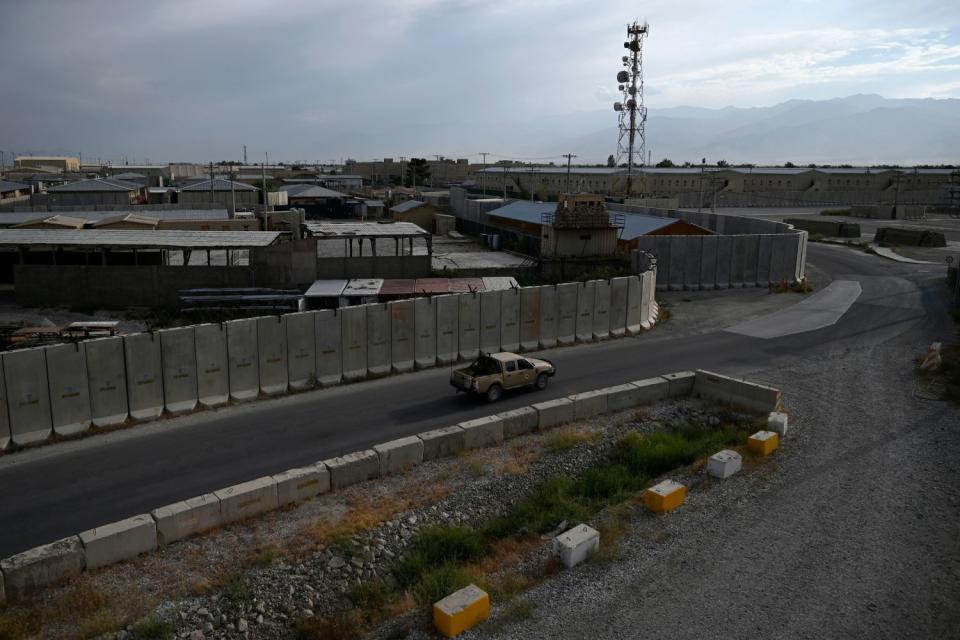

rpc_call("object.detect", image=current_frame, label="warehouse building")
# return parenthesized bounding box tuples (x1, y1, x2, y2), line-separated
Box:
(40, 177, 145, 206)
(178, 178, 260, 210)
(15, 156, 80, 172)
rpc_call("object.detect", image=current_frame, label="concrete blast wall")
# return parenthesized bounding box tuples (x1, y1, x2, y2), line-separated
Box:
(0, 276, 653, 449)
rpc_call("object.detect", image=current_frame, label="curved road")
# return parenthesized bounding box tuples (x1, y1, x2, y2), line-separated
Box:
(0, 244, 938, 557)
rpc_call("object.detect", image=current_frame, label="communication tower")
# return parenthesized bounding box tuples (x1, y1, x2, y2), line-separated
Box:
(613, 20, 649, 195)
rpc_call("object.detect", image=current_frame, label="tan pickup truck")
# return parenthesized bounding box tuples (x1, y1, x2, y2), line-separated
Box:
(450, 351, 556, 402)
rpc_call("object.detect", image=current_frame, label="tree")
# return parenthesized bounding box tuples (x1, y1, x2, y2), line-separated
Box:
(682, 161, 693, 168)
(607, 155, 616, 167)
(784, 161, 795, 168)
(655, 158, 676, 168)
(716, 159, 729, 168)
(405, 158, 431, 187)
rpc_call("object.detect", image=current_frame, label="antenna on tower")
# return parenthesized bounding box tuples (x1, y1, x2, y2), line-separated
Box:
(613, 20, 649, 196)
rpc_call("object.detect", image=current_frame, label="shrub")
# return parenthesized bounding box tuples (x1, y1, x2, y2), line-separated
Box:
(393, 526, 487, 589)
(133, 617, 174, 640)
(484, 476, 591, 539)
(577, 464, 635, 503)
(410, 564, 474, 607)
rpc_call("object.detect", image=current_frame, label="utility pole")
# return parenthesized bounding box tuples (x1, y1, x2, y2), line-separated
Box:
(479, 152, 489, 196)
(563, 153, 577, 194)
(209, 161, 215, 207)
(229, 167, 236, 217)
(698, 157, 705, 213)
(261, 156, 268, 214)
(502, 165, 507, 201)
(243, 145, 248, 165)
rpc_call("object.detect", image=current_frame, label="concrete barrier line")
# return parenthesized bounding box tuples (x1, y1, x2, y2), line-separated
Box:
(4, 368, 778, 598)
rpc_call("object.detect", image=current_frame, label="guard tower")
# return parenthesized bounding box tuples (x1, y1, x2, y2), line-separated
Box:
(540, 193, 624, 257)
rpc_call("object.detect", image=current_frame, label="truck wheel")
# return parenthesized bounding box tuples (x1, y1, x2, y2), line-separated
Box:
(535, 373, 549, 390)
(486, 384, 502, 402)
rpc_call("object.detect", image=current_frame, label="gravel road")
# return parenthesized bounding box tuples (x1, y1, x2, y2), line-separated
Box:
(466, 271, 960, 639)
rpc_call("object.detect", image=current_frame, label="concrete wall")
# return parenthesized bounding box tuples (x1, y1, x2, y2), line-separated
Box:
(618, 205, 807, 291)
(0, 276, 656, 450)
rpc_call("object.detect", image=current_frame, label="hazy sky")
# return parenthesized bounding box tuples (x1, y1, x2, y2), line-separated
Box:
(2, 0, 958, 164)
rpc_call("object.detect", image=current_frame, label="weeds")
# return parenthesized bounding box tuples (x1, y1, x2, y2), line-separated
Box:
(294, 610, 364, 640)
(219, 572, 251, 604)
(133, 616, 174, 640)
(77, 610, 122, 639)
(544, 429, 600, 453)
(410, 564, 474, 607)
(250, 547, 280, 567)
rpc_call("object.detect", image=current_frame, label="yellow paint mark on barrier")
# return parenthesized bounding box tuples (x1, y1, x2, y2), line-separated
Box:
(643, 479, 686, 514)
(748, 430, 779, 456)
(296, 478, 320, 490)
(236, 498, 261, 510)
(433, 584, 490, 638)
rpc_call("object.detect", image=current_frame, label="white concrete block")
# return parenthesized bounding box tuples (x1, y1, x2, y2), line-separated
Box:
(553, 524, 600, 569)
(1, 536, 85, 599)
(498, 406, 538, 439)
(418, 425, 466, 460)
(273, 464, 331, 506)
(459, 415, 504, 449)
(662, 371, 696, 397)
(768, 411, 789, 436)
(215, 476, 280, 523)
(324, 450, 380, 489)
(152, 493, 222, 545)
(374, 436, 425, 476)
(80, 514, 157, 570)
(533, 398, 574, 430)
(706, 449, 742, 479)
(569, 389, 608, 420)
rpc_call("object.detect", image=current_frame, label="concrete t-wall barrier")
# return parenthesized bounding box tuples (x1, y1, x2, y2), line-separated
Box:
(609, 277, 630, 337)
(366, 303, 391, 377)
(499, 288, 520, 352)
(458, 293, 480, 361)
(519, 286, 541, 351)
(629, 207, 807, 291)
(256, 316, 288, 396)
(414, 297, 438, 369)
(316, 309, 343, 386)
(556, 282, 578, 345)
(538, 285, 558, 349)
(3, 348, 52, 446)
(226, 318, 260, 402)
(45, 343, 91, 436)
(285, 312, 317, 391)
(84, 336, 129, 427)
(340, 305, 368, 381)
(575, 280, 595, 342)
(625, 276, 643, 334)
(123, 333, 164, 421)
(159, 327, 198, 414)
(389, 299, 415, 373)
(592, 279, 611, 340)
(435, 294, 459, 365)
(479, 290, 502, 354)
(194, 323, 229, 407)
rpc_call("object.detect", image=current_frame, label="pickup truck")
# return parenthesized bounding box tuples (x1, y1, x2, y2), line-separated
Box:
(450, 351, 556, 402)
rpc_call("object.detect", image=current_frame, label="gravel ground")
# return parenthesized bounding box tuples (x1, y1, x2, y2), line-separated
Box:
(457, 280, 960, 639)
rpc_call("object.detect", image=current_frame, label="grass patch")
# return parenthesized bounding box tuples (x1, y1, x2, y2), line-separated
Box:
(294, 610, 364, 640)
(77, 610, 122, 639)
(219, 572, 252, 604)
(250, 546, 280, 567)
(410, 564, 475, 608)
(393, 526, 488, 591)
(544, 428, 600, 453)
(133, 616, 174, 640)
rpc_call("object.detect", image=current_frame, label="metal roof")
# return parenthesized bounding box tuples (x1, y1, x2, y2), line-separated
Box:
(0, 229, 282, 249)
(0, 209, 229, 225)
(486, 201, 683, 240)
(481, 276, 519, 291)
(380, 279, 416, 295)
(477, 167, 622, 175)
(282, 184, 347, 198)
(0, 180, 30, 192)
(343, 279, 383, 296)
(448, 278, 484, 293)
(304, 279, 348, 298)
(47, 177, 141, 192)
(307, 221, 429, 238)
(180, 179, 259, 192)
(487, 201, 556, 224)
(110, 172, 146, 180)
(390, 199, 428, 213)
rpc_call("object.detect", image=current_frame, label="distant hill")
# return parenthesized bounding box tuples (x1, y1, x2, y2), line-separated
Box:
(550, 94, 960, 166)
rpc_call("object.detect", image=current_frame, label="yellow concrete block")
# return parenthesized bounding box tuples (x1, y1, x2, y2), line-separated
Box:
(748, 430, 779, 456)
(643, 479, 686, 513)
(433, 584, 490, 638)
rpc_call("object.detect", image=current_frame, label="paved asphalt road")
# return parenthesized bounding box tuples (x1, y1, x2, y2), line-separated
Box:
(0, 244, 942, 557)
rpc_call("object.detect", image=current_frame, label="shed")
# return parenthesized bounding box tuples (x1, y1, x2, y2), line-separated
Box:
(390, 200, 441, 233)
